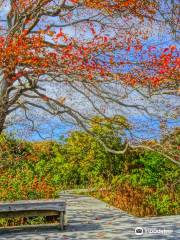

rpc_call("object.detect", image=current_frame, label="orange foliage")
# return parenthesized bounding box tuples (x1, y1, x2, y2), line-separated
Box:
(91, 184, 157, 217)
(0, 0, 178, 99)
(71, 0, 157, 17)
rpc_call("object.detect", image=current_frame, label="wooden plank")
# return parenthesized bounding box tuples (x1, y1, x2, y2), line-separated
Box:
(0, 204, 65, 212)
(0, 200, 66, 212)
(0, 199, 65, 204)
(0, 210, 59, 218)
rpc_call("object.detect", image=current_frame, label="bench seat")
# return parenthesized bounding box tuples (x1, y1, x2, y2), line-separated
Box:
(0, 199, 66, 230)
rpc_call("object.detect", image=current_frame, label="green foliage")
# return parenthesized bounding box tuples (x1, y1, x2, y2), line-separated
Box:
(125, 152, 180, 188)
(148, 193, 180, 215)
(0, 117, 179, 223)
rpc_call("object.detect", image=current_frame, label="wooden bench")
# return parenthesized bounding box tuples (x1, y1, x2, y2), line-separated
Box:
(0, 199, 66, 230)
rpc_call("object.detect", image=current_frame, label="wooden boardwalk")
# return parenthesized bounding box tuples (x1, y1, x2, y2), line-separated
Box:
(0, 190, 179, 239)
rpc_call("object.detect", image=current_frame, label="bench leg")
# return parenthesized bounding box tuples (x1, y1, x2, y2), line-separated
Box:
(59, 212, 64, 230)
(64, 211, 67, 226)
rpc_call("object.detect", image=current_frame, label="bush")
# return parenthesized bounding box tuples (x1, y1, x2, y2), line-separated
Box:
(0, 118, 179, 222)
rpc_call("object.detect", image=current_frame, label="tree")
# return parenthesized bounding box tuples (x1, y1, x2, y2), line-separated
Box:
(61, 115, 132, 183)
(0, 1, 179, 163)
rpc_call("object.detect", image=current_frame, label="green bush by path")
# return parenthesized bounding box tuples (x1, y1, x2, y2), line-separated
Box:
(0, 117, 179, 224)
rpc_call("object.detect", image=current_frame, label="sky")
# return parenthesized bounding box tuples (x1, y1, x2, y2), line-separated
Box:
(7, 114, 180, 141)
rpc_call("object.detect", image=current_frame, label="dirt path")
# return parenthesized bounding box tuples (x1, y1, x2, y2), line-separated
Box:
(0, 191, 179, 240)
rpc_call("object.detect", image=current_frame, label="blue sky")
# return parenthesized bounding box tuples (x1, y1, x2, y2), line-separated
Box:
(9, 115, 180, 142)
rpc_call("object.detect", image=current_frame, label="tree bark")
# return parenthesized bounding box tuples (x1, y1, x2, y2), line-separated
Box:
(0, 111, 6, 134)
(0, 77, 9, 134)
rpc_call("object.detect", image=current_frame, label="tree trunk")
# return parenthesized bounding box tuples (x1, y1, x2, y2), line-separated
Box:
(0, 77, 9, 134)
(0, 111, 6, 134)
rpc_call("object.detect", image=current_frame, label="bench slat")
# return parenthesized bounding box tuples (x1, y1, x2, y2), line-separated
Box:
(0, 200, 66, 212)
(0, 210, 60, 218)
(0, 204, 65, 212)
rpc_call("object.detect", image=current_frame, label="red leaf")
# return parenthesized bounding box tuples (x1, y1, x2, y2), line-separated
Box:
(163, 48, 169, 52)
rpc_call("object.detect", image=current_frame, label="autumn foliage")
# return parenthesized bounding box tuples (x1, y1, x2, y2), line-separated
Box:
(0, 0, 178, 88)
(0, 124, 179, 226)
